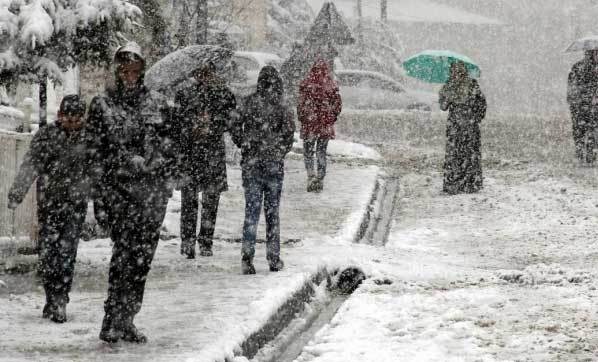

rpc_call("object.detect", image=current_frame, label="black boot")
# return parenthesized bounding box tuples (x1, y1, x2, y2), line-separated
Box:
(241, 256, 256, 275)
(269, 257, 284, 272)
(42, 303, 52, 319)
(99, 314, 123, 343)
(50, 302, 67, 323)
(122, 318, 147, 344)
(198, 237, 213, 257)
(180, 239, 196, 259)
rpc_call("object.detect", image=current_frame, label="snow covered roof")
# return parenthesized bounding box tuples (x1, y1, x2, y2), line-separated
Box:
(306, 0, 502, 25)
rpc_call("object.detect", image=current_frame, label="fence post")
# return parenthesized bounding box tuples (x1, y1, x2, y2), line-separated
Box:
(21, 97, 33, 133)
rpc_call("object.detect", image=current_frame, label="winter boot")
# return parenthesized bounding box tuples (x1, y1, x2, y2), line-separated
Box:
(306, 176, 317, 192)
(241, 256, 256, 275)
(42, 303, 53, 319)
(314, 177, 324, 193)
(198, 237, 213, 257)
(180, 239, 196, 259)
(99, 314, 123, 343)
(50, 302, 67, 323)
(122, 318, 147, 344)
(269, 257, 284, 272)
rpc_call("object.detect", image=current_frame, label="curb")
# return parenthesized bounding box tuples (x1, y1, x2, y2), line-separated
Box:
(234, 170, 393, 360)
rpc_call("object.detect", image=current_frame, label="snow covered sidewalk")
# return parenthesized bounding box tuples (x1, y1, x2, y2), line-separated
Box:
(0, 156, 381, 362)
(294, 166, 598, 362)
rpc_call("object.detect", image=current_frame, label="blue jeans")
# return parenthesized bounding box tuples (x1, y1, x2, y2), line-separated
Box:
(241, 161, 284, 261)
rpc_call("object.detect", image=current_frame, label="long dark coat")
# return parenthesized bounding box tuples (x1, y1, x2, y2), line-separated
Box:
(174, 82, 236, 193)
(439, 78, 487, 194)
(567, 56, 598, 159)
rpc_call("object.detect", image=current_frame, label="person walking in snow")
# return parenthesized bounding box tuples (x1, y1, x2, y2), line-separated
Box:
(174, 62, 237, 259)
(7, 95, 89, 323)
(86, 42, 176, 343)
(439, 61, 487, 195)
(297, 58, 342, 193)
(567, 50, 598, 163)
(232, 66, 295, 275)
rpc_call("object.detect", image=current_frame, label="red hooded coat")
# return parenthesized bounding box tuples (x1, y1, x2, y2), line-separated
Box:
(297, 59, 342, 139)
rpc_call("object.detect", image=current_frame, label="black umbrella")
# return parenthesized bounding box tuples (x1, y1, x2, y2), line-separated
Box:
(145, 45, 233, 93)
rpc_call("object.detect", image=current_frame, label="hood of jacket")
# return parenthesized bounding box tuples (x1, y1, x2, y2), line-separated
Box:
(257, 66, 284, 105)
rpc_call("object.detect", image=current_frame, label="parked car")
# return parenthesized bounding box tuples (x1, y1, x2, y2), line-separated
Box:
(228, 51, 283, 97)
(335, 69, 437, 111)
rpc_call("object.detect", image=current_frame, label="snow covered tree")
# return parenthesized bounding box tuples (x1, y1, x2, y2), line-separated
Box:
(0, 0, 141, 124)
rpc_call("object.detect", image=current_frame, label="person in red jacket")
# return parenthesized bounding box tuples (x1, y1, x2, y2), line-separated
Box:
(297, 58, 342, 192)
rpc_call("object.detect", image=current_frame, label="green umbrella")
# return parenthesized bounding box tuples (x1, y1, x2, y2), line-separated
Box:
(402, 50, 481, 84)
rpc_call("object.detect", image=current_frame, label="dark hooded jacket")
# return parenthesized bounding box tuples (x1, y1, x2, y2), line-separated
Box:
(568, 52, 598, 121)
(8, 122, 91, 209)
(86, 47, 176, 211)
(174, 78, 236, 192)
(233, 66, 295, 169)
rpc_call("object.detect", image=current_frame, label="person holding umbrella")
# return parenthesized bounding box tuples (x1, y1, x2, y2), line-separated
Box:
(403, 50, 486, 194)
(567, 47, 598, 163)
(174, 62, 237, 259)
(439, 61, 487, 194)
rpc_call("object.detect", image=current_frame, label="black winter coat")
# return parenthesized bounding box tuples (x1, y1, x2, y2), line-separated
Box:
(439, 78, 486, 194)
(174, 82, 236, 192)
(87, 85, 176, 204)
(8, 123, 91, 210)
(233, 93, 295, 168)
(567, 59, 598, 122)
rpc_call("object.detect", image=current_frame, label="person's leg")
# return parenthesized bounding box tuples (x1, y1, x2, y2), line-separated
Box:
(315, 138, 329, 192)
(38, 205, 61, 320)
(572, 114, 584, 160)
(303, 137, 317, 191)
(241, 173, 263, 274)
(44, 201, 86, 322)
(198, 190, 221, 256)
(263, 169, 284, 271)
(180, 183, 199, 258)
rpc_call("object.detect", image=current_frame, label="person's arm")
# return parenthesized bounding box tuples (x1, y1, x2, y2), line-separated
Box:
(567, 67, 582, 112)
(439, 84, 451, 112)
(7, 129, 49, 208)
(473, 82, 487, 123)
(281, 108, 296, 156)
(231, 96, 249, 149)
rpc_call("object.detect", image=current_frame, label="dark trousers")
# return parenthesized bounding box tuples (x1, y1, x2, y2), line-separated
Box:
(572, 114, 598, 162)
(303, 136, 329, 178)
(38, 199, 87, 305)
(180, 184, 220, 249)
(241, 161, 284, 261)
(103, 189, 169, 322)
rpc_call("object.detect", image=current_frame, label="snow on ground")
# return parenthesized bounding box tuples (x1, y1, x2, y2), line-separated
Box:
(0, 157, 381, 361)
(293, 114, 598, 362)
(293, 135, 382, 161)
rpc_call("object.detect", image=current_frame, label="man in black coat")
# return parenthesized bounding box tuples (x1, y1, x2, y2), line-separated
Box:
(87, 42, 176, 343)
(567, 50, 598, 163)
(8, 95, 89, 323)
(232, 66, 295, 274)
(174, 63, 236, 259)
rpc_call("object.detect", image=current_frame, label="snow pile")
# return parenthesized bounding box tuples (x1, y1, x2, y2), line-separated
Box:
(497, 264, 594, 286)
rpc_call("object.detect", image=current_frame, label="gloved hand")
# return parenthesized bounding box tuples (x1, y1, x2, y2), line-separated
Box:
(130, 155, 147, 173)
(7, 200, 19, 210)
